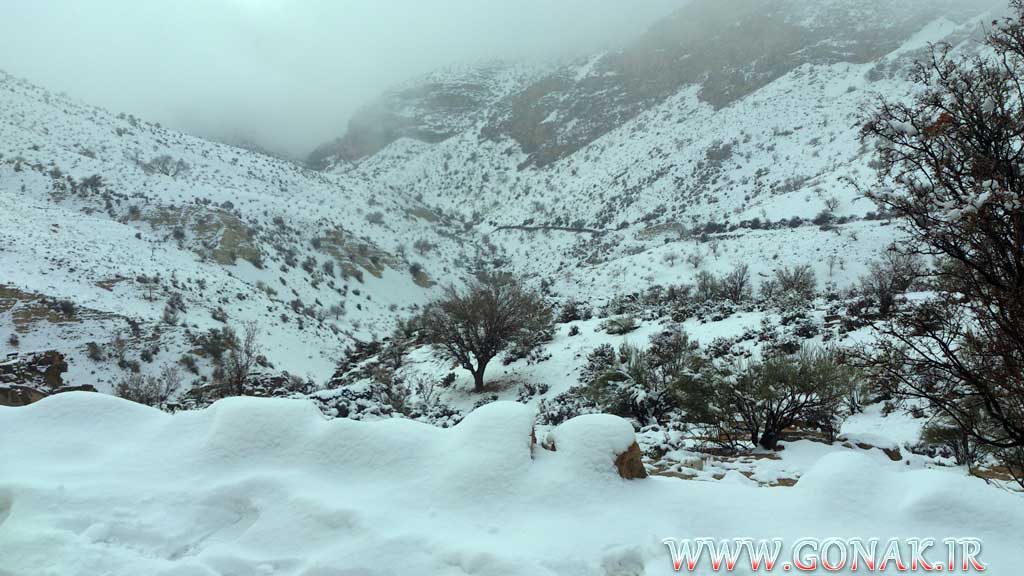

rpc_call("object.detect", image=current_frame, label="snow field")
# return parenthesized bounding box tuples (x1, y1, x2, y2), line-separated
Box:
(2, 392, 1022, 575)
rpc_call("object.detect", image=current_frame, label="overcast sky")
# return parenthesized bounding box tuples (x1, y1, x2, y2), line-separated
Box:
(0, 0, 683, 157)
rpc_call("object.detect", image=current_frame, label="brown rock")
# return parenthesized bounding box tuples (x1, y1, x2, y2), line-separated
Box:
(614, 441, 648, 480)
(1, 350, 68, 390)
(882, 447, 903, 462)
(0, 385, 48, 407)
(41, 351, 68, 389)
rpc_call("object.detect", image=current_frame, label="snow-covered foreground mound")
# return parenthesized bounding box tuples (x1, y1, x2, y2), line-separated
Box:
(1, 394, 1022, 575)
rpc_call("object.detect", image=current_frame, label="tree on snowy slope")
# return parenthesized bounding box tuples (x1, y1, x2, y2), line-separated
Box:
(420, 273, 552, 392)
(862, 2, 1024, 477)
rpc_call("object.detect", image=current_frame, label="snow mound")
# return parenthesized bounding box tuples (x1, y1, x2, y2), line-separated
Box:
(548, 414, 637, 477)
(2, 394, 1024, 575)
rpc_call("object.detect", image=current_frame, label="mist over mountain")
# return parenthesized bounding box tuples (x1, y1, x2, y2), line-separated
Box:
(0, 0, 683, 157)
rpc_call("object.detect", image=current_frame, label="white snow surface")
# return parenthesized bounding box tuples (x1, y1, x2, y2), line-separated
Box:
(1, 393, 1022, 575)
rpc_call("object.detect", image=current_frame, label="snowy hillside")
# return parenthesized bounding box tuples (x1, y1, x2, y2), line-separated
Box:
(0, 69, 478, 390)
(338, 3, 994, 305)
(0, 0, 999, 394)
(4, 1, 1024, 573)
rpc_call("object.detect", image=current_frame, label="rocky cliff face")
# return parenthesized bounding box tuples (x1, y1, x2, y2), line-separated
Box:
(481, 0, 996, 168)
(308, 63, 537, 169)
(319, 0, 998, 171)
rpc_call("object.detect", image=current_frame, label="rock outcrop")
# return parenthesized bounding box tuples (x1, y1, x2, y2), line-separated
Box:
(614, 441, 649, 480)
(0, 350, 68, 390)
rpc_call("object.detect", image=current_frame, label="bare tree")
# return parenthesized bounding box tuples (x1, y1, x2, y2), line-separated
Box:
(223, 321, 262, 396)
(143, 155, 190, 178)
(765, 264, 817, 302)
(420, 273, 552, 392)
(824, 196, 841, 213)
(858, 249, 923, 317)
(860, 4, 1024, 462)
(115, 363, 181, 408)
(721, 264, 751, 303)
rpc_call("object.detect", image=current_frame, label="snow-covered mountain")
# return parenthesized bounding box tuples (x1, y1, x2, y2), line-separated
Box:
(5, 3, 1024, 573)
(0, 0, 997, 394)
(0, 70, 474, 389)
(334, 0, 993, 301)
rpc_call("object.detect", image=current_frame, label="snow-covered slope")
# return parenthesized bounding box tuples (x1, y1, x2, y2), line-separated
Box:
(0, 70, 476, 390)
(0, 0, 1000, 396)
(336, 2, 993, 307)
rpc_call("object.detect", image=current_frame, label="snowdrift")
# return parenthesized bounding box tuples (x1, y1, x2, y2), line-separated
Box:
(1, 393, 1022, 575)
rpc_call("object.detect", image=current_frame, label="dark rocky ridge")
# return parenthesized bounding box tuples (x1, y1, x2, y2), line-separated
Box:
(308, 63, 535, 169)
(314, 0, 999, 170)
(483, 0, 997, 168)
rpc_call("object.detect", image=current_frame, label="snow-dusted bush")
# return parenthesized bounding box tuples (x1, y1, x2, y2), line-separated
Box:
(581, 327, 706, 425)
(763, 264, 817, 303)
(601, 316, 638, 335)
(857, 250, 922, 317)
(679, 346, 856, 450)
(115, 365, 181, 408)
(537, 390, 600, 426)
(557, 298, 591, 323)
(921, 414, 988, 471)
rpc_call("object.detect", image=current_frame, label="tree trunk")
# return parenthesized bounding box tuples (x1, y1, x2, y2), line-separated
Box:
(471, 358, 492, 392)
(758, 430, 779, 451)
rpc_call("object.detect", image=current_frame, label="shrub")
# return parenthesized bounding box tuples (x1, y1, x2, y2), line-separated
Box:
(764, 264, 818, 302)
(537, 390, 600, 426)
(369, 366, 413, 416)
(6, 333, 19, 347)
(179, 354, 199, 374)
(680, 346, 856, 450)
(858, 250, 923, 317)
(922, 415, 986, 470)
(55, 300, 76, 317)
(558, 298, 590, 323)
(581, 327, 705, 425)
(193, 327, 237, 362)
(602, 316, 639, 335)
(812, 210, 834, 226)
(413, 239, 434, 255)
(162, 304, 179, 325)
(115, 364, 181, 408)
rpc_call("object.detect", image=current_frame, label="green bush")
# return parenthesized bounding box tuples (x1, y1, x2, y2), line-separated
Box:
(680, 346, 857, 450)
